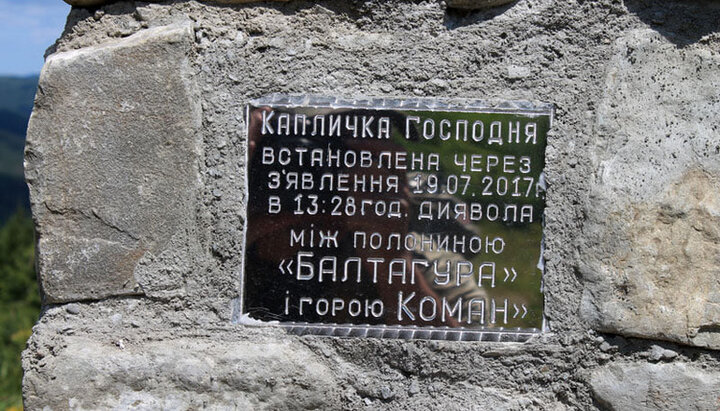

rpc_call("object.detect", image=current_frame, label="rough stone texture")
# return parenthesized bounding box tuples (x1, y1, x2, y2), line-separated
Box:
(579, 28, 720, 349)
(590, 361, 720, 410)
(25, 23, 203, 303)
(23, 301, 578, 410)
(23, 0, 720, 409)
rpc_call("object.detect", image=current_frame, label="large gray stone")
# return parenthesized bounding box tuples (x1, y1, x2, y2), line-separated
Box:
(23, 335, 340, 410)
(579, 29, 720, 349)
(590, 362, 720, 411)
(25, 23, 202, 303)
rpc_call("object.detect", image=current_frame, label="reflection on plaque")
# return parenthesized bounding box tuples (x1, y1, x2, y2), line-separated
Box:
(241, 95, 552, 341)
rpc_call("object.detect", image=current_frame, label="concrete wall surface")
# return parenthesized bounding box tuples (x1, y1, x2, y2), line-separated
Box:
(23, 0, 720, 409)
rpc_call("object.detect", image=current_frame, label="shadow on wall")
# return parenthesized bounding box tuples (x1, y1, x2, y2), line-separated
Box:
(443, 1, 517, 30)
(441, 0, 720, 39)
(625, 0, 720, 47)
(54, 0, 720, 44)
(60, 0, 522, 34)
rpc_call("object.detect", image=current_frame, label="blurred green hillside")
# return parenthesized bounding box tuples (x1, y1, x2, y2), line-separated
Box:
(0, 75, 36, 225)
(0, 75, 40, 410)
(0, 210, 38, 410)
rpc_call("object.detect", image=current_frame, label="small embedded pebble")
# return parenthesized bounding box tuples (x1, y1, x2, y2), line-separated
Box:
(408, 381, 420, 395)
(649, 345, 678, 361)
(65, 304, 80, 315)
(110, 313, 123, 325)
(379, 386, 395, 400)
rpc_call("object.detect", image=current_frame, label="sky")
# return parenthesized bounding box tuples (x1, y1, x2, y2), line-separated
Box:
(0, 0, 71, 76)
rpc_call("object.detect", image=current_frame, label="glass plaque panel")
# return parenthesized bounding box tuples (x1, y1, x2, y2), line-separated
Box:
(241, 95, 552, 341)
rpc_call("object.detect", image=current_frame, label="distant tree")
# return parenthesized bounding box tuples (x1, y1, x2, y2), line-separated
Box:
(0, 209, 39, 410)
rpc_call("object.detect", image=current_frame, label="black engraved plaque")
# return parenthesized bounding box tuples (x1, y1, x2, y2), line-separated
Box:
(241, 95, 552, 341)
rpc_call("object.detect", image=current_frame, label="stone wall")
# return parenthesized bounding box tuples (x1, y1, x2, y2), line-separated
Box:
(23, 0, 720, 409)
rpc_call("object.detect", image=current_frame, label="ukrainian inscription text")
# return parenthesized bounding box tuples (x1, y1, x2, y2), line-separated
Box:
(242, 97, 552, 339)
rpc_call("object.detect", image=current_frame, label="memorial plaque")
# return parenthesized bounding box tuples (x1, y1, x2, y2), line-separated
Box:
(241, 95, 552, 341)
